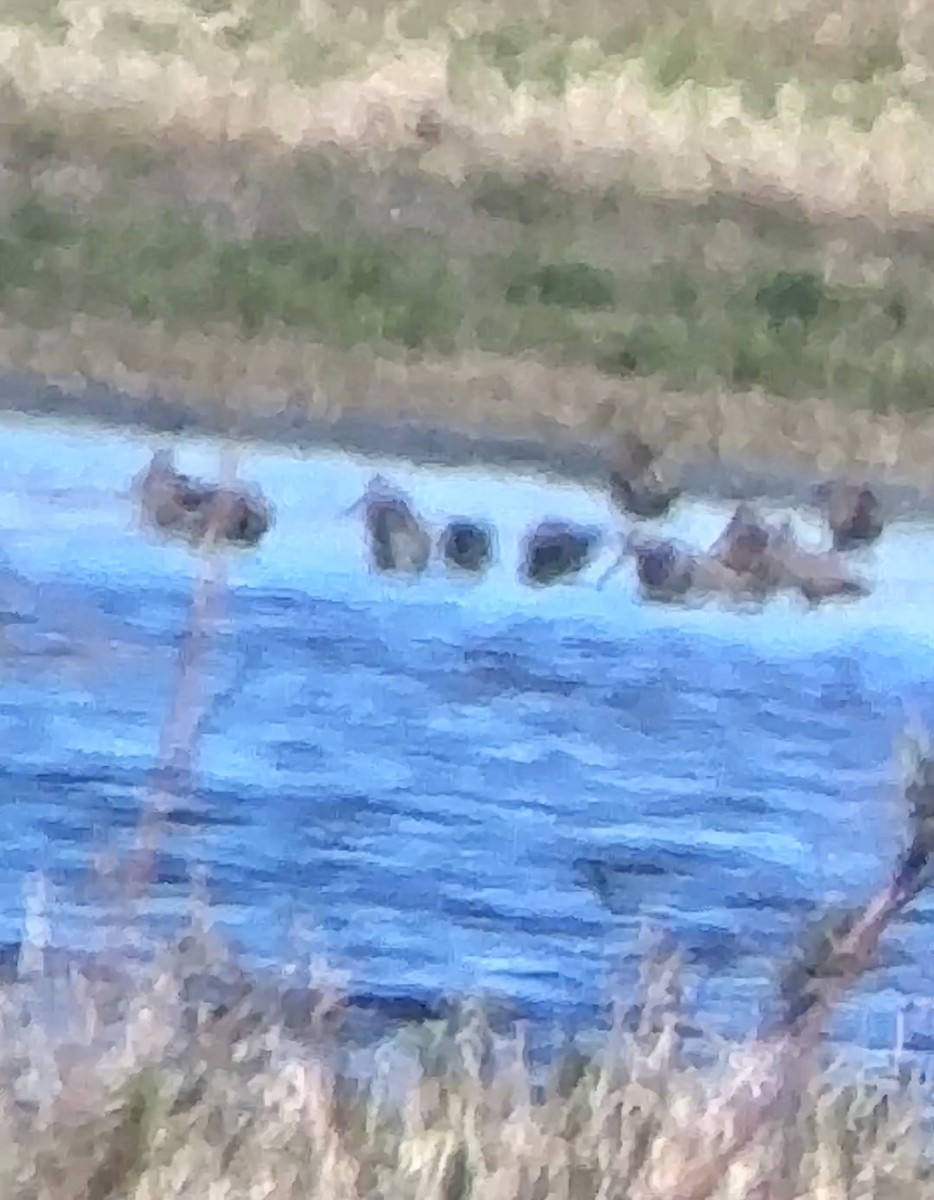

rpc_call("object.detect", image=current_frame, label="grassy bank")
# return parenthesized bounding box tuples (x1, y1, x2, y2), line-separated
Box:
(0, 130, 932, 483)
(0, 1, 931, 479)
(3, 138, 931, 413)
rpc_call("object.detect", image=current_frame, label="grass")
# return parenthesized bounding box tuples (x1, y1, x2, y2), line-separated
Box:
(0, 1, 928, 476)
(0, 0, 932, 221)
(0, 932, 930, 1200)
(0, 137, 933, 423)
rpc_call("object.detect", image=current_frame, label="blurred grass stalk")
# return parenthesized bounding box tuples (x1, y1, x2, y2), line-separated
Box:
(126, 446, 239, 897)
(81, 444, 240, 965)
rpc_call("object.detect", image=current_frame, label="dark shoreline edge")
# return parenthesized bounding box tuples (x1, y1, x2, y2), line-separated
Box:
(2, 368, 933, 521)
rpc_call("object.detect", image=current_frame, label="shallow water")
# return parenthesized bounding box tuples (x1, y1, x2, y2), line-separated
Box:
(2, 412, 934, 1067)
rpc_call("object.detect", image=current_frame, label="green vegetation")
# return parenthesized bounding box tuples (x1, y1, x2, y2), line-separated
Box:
(0, 143, 931, 414)
(0, 0, 927, 457)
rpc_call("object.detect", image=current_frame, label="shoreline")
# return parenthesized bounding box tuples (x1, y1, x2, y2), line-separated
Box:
(4, 362, 934, 523)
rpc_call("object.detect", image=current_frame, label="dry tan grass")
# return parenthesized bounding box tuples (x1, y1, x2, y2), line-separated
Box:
(2, 312, 933, 492)
(0, 0, 931, 483)
(0, 885, 928, 1200)
(0, 0, 932, 220)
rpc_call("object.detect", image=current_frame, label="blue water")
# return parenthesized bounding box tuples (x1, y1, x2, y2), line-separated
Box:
(2, 411, 934, 1065)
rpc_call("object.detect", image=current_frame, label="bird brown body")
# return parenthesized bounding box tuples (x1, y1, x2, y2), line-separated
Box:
(628, 503, 869, 606)
(136, 450, 273, 549)
(346, 476, 432, 576)
(812, 481, 883, 551)
(607, 433, 681, 521)
(520, 520, 602, 587)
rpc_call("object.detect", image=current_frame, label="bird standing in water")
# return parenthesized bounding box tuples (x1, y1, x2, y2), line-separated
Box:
(519, 520, 602, 587)
(345, 475, 432, 576)
(136, 449, 273, 549)
(812, 480, 883, 552)
(608, 432, 681, 522)
(596, 432, 682, 590)
(439, 519, 496, 575)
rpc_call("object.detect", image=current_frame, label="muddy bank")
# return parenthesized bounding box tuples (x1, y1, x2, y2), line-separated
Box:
(3, 365, 934, 522)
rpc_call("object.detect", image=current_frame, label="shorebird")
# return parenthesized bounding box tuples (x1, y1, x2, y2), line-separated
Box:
(765, 528, 870, 604)
(628, 535, 695, 601)
(812, 480, 883, 551)
(709, 503, 869, 605)
(608, 433, 681, 522)
(707, 502, 780, 593)
(594, 433, 681, 589)
(438, 519, 496, 575)
(136, 449, 273, 549)
(624, 503, 869, 608)
(519, 520, 602, 587)
(345, 475, 432, 575)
